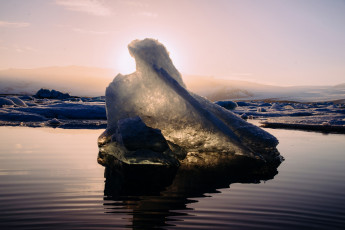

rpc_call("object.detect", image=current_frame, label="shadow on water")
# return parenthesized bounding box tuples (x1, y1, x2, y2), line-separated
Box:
(103, 158, 281, 229)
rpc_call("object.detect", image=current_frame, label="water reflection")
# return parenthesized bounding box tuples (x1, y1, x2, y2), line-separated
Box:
(103, 158, 281, 229)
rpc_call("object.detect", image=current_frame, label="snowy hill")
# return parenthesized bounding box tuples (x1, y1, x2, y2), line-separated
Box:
(0, 66, 116, 97)
(184, 75, 345, 102)
(0, 66, 344, 102)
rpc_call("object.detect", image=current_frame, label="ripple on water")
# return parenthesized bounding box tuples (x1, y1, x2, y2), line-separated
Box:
(0, 127, 345, 229)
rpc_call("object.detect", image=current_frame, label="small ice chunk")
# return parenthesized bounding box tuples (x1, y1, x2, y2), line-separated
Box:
(257, 107, 266, 112)
(0, 98, 15, 107)
(215, 100, 238, 110)
(322, 122, 330, 126)
(240, 113, 248, 119)
(0, 109, 47, 122)
(271, 103, 283, 110)
(284, 105, 294, 110)
(48, 118, 61, 126)
(7, 96, 27, 107)
(259, 103, 272, 107)
(19, 95, 35, 101)
(236, 102, 250, 106)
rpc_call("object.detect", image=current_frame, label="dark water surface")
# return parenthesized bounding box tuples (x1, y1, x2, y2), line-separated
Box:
(0, 126, 344, 229)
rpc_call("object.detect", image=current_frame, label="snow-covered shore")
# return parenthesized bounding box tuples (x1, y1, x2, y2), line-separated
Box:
(0, 94, 106, 129)
(232, 100, 345, 133)
(1, 93, 344, 133)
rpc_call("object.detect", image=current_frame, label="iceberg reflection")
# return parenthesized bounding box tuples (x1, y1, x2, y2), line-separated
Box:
(103, 158, 281, 229)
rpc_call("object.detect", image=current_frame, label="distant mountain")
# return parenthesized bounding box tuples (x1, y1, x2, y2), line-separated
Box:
(184, 75, 345, 102)
(0, 66, 117, 96)
(333, 83, 345, 89)
(0, 66, 344, 102)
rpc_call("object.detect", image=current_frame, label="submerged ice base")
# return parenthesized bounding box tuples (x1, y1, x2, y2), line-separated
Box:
(98, 38, 282, 170)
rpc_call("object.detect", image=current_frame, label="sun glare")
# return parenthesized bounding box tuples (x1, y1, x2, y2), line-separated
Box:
(114, 47, 136, 75)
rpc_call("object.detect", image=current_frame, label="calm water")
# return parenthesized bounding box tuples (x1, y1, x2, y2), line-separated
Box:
(0, 126, 344, 229)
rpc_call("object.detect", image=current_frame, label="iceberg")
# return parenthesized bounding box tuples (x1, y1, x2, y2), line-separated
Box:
(98, 38, 282, 171)
(35, 88, 70, 99)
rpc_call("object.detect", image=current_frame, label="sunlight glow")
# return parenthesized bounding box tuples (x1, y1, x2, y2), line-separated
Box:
(114, 46, 136, 75)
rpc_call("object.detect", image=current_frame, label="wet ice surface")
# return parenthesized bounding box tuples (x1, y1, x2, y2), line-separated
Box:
(0, 95, 344, 132)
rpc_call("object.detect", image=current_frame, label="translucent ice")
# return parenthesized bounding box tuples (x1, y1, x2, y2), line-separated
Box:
(100, 39, 282, 167)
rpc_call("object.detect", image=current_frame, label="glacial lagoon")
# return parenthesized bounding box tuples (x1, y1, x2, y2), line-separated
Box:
(0, 125, 344, 229)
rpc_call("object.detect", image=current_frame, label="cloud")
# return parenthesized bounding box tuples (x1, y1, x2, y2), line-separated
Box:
(230, 73, 253, 76)
(56, 24, 114, 35)
(72, 27, 112, 35)
(138, 11, 158, 18)
(13, 45, 37, 53)
(122, 0, 149, 8)
(0, 20, 30, 28)
(55, 0, 111, 16)
(0, 40, 36, 52)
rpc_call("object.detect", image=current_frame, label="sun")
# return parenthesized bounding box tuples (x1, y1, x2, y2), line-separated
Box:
(114, 47, 136, 74)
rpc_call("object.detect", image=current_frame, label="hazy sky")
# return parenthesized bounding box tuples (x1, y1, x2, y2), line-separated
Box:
(1, 0, 344, 86)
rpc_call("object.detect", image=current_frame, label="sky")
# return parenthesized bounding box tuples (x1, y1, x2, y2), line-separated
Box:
(0, 0, 344, 86)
